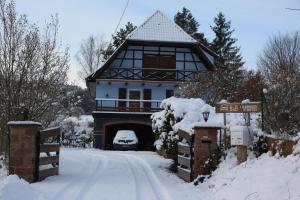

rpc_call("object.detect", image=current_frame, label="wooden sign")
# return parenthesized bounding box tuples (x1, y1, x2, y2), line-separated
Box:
(215, 102, 261, 113)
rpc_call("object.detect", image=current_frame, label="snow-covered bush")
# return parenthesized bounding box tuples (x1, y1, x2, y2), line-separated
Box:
(51, 115, 94, 148)
(152, 97, 218, 170)
(152, 97, 213, 151)
(252, 132, 268, 157)
(152, 97, 250, 150)
(0, 155, 7, 180)
(152, 97, 262, 172)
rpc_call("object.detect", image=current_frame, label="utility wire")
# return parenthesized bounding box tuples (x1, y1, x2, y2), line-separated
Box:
(286, 8, 300, 10)
(105, 0, 130, 54)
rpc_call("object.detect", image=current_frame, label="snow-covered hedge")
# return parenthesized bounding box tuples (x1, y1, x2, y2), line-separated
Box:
(152, 97, 259, 151)
(51, 115, 93, 148)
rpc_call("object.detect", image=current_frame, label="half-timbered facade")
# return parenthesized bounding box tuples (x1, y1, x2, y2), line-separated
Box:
(86, 11, 216, 150)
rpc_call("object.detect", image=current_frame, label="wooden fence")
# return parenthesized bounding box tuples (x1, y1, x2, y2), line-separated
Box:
(177, 129, 194, 182)
(36, 127, 61, 181)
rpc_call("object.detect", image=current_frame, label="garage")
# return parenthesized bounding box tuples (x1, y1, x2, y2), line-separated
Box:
(104, 123, 155, 151)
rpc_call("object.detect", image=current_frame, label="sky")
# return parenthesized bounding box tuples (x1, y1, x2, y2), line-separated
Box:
(14, 0, 300, 87)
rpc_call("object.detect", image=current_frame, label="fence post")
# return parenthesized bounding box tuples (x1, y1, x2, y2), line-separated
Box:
(237, 145, 247, 164)
(7, 121, 41, 183)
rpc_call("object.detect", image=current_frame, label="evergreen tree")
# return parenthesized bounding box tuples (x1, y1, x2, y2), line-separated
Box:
(174, 7, 209, 46)
(180, 12, 248, 104)
(112, 22, 136, 49)
(102, 22, 136, 59)
(210, 12, 245, 101)
(211, 12, 243, 69)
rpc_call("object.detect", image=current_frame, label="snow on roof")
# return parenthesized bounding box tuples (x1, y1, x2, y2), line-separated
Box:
(127, 10, 197, 43)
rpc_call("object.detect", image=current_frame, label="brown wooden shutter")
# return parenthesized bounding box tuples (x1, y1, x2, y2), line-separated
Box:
(143, 54, 159, 78)
(143, 89, 151, 112)
(160, 55, 176, 69)
(119, 88, 127, 111)
(160, 55, 176, 79)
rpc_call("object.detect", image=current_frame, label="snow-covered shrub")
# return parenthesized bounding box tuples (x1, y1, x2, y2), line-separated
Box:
(152, 98, 211, 151)
(293, 135, 300, 155)
(152, 97, 249, 152)
(252, 133, 268, 157)
(152, 97, 262, 173)
(51, 115, 93, 148)
(0, 154, 7, 180)
(152, 97, 216, 170)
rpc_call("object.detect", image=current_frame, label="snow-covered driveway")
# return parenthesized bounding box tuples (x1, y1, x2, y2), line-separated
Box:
(31, 148, 200, 200)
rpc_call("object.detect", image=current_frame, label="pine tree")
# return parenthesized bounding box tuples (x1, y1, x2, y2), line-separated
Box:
(102, 22, 136, 59)
(174, 7, 209, 46)
(112, 22, 136, 49)
(211, 12, 243, 68)
(210, 12, 245, 101)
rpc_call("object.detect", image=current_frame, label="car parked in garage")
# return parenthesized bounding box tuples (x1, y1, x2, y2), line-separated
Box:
(113, 130, 138, 150)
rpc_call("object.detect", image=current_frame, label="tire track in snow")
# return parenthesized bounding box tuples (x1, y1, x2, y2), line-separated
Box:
(52, 155, 92, 199)
(121, 153, 172, 200)
(123, 156, 143, 200)
(53, 152, 108, 200)
(74, 153, 109, 200)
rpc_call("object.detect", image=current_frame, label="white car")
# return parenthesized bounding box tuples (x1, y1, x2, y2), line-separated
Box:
(113, 130, 138, 150)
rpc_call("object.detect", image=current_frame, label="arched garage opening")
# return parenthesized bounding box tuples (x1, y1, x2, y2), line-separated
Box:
(104, 122, 155, 151)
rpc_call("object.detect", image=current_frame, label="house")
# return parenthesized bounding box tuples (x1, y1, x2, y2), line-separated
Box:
(86, 10, 216, 150)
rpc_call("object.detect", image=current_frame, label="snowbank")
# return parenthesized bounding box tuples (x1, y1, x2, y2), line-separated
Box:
(0, 175, 45, 200)
(199, 150, 300, 200)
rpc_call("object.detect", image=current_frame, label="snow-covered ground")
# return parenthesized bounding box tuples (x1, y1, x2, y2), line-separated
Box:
(1, 148, 300, 200)
(0, 148, 201, 200)
(199, 150, 300, 200)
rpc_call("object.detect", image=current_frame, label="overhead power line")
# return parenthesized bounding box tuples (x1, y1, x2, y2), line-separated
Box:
(285, 8, 300, 11)
(105, 0, 130, 55)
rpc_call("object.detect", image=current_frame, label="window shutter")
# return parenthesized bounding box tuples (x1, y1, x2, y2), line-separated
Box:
(143, 89, 151, 111)
(119, 88, 127, 110)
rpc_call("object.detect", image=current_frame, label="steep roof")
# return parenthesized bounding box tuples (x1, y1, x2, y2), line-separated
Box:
(127, 10, 197, 43)
(86, 11, 217, 83)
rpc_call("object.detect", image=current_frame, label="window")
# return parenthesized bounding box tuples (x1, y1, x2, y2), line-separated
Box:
(143, 54, 176, 69)
(166, 90, 174, 98)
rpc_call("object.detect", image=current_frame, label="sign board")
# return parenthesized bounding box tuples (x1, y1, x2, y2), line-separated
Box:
(230, 126, 251, 146)
(215, 102, 261, 113)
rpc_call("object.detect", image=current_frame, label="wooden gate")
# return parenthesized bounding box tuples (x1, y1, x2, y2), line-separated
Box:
(36, 127, 61, 181)
(177, 129, 194, 182)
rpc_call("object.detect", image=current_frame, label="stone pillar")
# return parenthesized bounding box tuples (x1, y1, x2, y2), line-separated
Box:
(193, 125, 220, 178)
(237, 145, 247, 164)
(8, 121, 41, 183)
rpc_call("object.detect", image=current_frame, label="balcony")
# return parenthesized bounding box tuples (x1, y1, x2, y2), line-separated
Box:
(99, 68, 204, 82)
(95, 98, 162, 113)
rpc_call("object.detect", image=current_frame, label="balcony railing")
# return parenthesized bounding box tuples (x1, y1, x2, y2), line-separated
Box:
(95, 98, 162, 113)
(99, 67, 204, 81)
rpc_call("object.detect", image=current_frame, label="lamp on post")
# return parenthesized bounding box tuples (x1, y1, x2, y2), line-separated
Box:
(202, 110, 210, 122)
